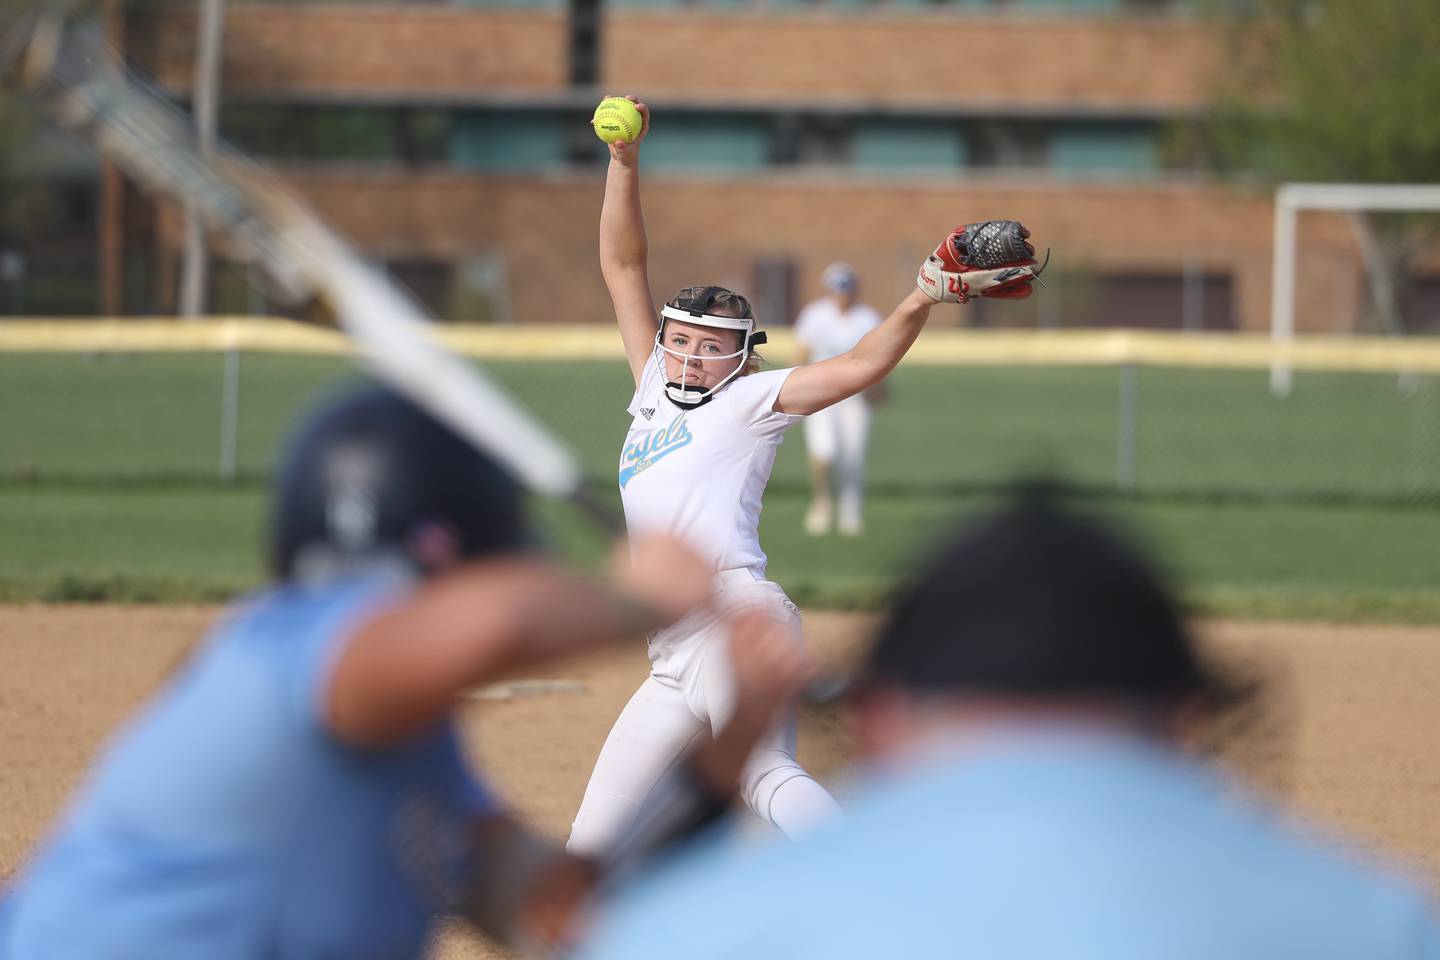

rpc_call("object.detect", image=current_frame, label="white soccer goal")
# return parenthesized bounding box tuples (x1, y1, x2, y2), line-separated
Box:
(1270, 183, 1440, 396)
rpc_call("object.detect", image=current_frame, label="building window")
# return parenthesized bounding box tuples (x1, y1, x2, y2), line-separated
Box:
(852, 119, 967, 170)
(640, 115, 771, 170)
(1402, 277, 1440, 334)
(218, 105, 1173, 178)
(387, 259, 456, 318)
(220, 106, 450, 166)
(969, 121, 1050, 169)
(1066, 272, 1236, 330)
(1051, 122, 1158, 176)
(451, 111, 571, 171)
(771, 115, 851, 167)
(965, 271, 1235, 330)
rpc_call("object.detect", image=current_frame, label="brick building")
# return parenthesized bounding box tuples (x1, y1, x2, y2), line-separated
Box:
(6, 0, 1434, 331)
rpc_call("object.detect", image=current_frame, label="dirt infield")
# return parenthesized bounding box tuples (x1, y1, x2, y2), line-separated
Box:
(2, 606, 1439, 958)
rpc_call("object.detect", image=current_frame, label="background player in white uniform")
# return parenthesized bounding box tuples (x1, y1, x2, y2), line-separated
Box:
(794, 262, 886, 537)
(568, 96, 1043, 858)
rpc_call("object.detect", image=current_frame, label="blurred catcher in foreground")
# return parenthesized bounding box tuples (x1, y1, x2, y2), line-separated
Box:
(578, 492, 1440, 960)
(0, 386, 808, 958)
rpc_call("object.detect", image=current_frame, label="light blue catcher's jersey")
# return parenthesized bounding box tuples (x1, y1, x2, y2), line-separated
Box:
(579, 729, 1440, 960)
(1, 573, 496, 960)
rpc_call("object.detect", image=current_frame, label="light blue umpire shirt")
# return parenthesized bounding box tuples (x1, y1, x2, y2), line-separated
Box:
(1, 572, 496, 959)
(578, 725, 1440, 960)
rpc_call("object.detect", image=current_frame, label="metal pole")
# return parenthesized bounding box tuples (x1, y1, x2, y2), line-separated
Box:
(219, 347, 240, 481)
(1116, 363, 1138, 494)
(99, 0, 125, 316)
(0, 250, 23, 313)
(1269, 187, 1297, 397)
(1182, 259, 1204, 333)
(247, 262, 265, 316)
(179, 0, 225, 318)
(1407, 375, 1437, 503)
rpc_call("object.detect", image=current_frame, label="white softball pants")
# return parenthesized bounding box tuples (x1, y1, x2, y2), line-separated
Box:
(804, 394, 871, 526)
(567, 568, 840, 857)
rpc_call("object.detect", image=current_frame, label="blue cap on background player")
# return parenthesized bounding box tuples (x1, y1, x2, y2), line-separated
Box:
(822, 261, 858, 295)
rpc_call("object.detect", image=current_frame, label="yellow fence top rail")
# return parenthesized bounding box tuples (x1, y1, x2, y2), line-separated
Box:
(5, 319, 1440, 374)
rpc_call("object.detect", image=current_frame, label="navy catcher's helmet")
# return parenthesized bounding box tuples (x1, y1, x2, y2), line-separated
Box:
(271, 385, 526, 581)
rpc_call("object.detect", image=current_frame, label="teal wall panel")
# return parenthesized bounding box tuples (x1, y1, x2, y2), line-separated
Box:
(853, 120, 966, 169)
(452, 113, 569, 170)
(1051, 123, 1158, 174)
(639, 116, 770, 170)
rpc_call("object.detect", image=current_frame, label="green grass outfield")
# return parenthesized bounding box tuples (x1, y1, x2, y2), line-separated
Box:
(2, 352, 1438, 619)
(2, 484, 1439, 621)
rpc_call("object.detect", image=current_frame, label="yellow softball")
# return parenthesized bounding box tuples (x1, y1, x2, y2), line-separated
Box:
(592, 97, 643, 145)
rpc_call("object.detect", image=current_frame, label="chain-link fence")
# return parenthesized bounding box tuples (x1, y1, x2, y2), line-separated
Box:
(3, 323, 1438, 505)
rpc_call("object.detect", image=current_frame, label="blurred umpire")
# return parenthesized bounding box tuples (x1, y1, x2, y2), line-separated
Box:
(0, 385, 806, 958)
(577, 492, 1440, 960)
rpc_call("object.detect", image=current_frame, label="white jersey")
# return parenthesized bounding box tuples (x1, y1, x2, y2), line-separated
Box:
(619, 359, 801, 574)
(793, 298, 883, 362)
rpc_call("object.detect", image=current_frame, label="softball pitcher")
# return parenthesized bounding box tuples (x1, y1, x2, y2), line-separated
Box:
(567, 97, 1045, 857)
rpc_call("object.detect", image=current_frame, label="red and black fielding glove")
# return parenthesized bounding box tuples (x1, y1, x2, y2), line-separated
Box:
(916, 220, 1048, 304)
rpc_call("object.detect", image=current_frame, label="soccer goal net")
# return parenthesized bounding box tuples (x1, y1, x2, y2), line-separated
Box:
(1270, 182, 1440, 395)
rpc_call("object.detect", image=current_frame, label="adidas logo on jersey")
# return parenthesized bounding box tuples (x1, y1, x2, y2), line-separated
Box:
(639, 407, 655, 421)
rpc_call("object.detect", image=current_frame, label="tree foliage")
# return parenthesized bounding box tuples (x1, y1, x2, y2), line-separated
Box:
(0, 0, 44, 244)
(1194, 0, 1440, 333)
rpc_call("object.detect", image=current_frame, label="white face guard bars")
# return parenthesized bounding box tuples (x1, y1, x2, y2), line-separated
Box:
(654, 304, 768, 408)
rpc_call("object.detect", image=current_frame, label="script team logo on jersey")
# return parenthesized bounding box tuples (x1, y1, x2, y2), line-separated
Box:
(619, 415, 693, 489)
